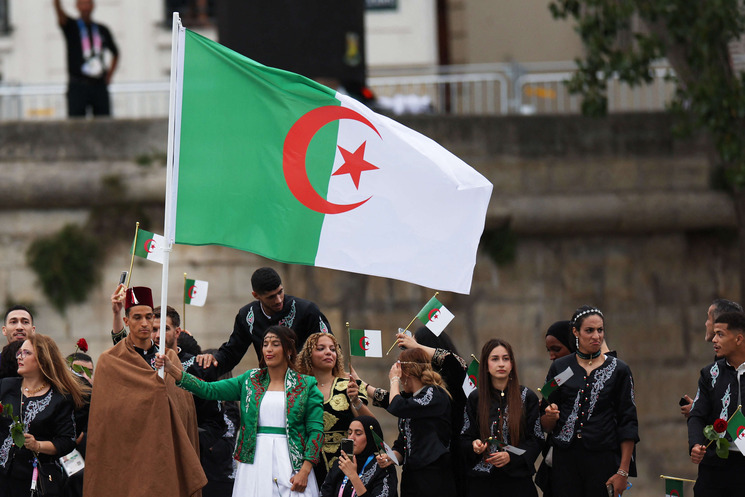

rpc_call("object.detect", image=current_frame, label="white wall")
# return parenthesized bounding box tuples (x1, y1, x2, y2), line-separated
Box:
(365, 0, 438, 68)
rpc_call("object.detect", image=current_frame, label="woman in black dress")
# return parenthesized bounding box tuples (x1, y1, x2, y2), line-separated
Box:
(379, 348, 454, 497)
(320, 415, 398, 497)
(0, 334, 88, 497)
(542, 306, 639, 497)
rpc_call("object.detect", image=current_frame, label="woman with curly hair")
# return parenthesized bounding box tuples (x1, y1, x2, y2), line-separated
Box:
(296, 332, 373, 485)
(0, 333, 89, 496)
(378, 348, 454, 497)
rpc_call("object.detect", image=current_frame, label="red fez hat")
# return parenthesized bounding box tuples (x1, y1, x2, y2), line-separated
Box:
(125, 286, 154, 310)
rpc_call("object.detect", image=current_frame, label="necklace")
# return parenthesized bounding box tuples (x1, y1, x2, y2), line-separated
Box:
(576, 349, 601, 366)
(22, 383, 47, 396)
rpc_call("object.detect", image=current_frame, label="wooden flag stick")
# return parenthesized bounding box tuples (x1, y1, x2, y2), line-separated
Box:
(386, 291, 439, 356)
(345, 322, 351, 372)
(126, 222, 139, 288)
(659, 475, 696, 483)
(471, 354, 479, 363)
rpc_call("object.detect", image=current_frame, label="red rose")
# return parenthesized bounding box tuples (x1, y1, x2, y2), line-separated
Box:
(76, 338, 89, 353)
(713, 418, 728, 433)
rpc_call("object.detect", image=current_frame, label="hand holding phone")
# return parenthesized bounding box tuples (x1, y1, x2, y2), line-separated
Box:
(341, 438, 354, 458)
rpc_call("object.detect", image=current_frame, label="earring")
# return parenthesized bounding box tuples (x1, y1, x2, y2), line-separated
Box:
(575, 336, 579, 350)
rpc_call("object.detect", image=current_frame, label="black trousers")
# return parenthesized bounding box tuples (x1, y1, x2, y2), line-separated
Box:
(468, 471, 538, 497)
(694, 452, 745, 497)
(551, 443, 618, 497)
(67, 80, 111, 117)
(401, 454, 456, 497)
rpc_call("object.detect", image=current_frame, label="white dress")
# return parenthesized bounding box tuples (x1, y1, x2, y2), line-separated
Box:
(233, 391, 319, 497)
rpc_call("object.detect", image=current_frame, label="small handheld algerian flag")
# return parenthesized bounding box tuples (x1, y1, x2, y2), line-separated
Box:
(462, 358, 479, 396)
(416, 296, 454, 336)
(539, 366, 574, 399)
(496, 440, 526, 456)
(349, 329, 382, 358)
(132, 228, 165, 264)
(184, 279, 208, 306)
(665, 478, 684, 497)
(370, 427, 399, 465)
(726, 408, 745, 455)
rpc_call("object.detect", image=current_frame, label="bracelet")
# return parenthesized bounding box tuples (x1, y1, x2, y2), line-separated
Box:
(352, 399, 363, 410)
(390, 376, 401, 383)
(616, 469, 629, 478)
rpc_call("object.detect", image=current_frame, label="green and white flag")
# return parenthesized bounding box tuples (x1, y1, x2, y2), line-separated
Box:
(132, 228, 165, 264)
(416, 296, 454, 336)
(184, 279, 208, 306)
(727, 408, 745, 455)
(462, 358, 479, 396)
(664, 478, 684, 497)
(539, 366, 574, 399)
(170, 27, 492, 294)
(349, 329, 382, 358)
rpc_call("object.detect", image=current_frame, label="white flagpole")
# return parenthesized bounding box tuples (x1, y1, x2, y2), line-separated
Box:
(159, 12, 186, 378)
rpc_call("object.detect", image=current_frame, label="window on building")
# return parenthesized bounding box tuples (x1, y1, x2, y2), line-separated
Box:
(164, 0, 216, 28)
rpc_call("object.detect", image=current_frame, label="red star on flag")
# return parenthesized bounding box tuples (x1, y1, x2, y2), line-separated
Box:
(332, 142, 379, 189)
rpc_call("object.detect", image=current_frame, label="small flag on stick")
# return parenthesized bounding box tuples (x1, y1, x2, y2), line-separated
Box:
(132, 228, 166, 264)
(416, 296, 454, 336)
(349, 329, 382, 358)
(370, 426, 399, 465)
(726, 408, 745, 455)
(184, 278, 208, 306)
(665, 478, 684, 497)
(539, 366, 574, 399)
(462, 357, 479, 396)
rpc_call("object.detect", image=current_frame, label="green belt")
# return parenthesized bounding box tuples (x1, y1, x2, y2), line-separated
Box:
(258, 426, 285, 435)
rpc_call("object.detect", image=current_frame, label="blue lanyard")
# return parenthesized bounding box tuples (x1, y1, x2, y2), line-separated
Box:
(339, 454, 375, 497)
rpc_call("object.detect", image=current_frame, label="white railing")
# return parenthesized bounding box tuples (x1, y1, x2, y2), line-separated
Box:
(0, 62, 677, 121)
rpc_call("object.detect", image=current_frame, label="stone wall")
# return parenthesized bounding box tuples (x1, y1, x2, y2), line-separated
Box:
(0, 114, 737, 496)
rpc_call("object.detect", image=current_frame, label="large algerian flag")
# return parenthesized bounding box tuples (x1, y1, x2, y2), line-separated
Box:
(132, 228, 165, 264)
(169, 25, 492, 294)
(184, 278, 208, 306)
(539, 366, 574, 399)
(462, 358, 479, 396)
(349, 329, 382, 358)
(726, 408, 745, 455)
(664, 478, 684, 497)
(416, 296, 454, 335)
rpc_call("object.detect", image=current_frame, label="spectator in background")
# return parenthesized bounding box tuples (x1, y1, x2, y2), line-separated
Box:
(53, 0, 119, 117)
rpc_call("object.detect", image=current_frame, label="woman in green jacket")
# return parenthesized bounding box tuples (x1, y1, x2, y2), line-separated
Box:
(156, 325, 324, 497)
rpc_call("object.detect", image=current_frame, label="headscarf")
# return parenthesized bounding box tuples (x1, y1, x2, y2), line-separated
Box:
(545, 320, 575, 352)
(351, 415, 383, 472)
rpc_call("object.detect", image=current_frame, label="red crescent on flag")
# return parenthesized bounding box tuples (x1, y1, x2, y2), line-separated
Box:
(144, 238, 156, 253)
(188, 285, 198, 298)
(670, 490, 680, 496)
(738, 425, 745, 438)
(469, 374, 477, 384)
(359, 336, 369, 351)
(427, 308, 441, 322)
(550, 380, 557, 387)
(283, 106, 381, 214)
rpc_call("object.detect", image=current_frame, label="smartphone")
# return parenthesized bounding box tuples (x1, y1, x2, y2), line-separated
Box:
(679, 396, 689, 407)
(119, 271, 128, 285)
(398, 328, 412, 349)
(341, 438, 354, 457)
(606, 483, 614, 497)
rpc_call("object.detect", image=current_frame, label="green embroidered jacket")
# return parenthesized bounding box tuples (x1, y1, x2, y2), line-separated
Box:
(177, 367, 324, 471)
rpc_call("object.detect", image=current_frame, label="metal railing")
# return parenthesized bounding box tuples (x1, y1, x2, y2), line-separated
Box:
(0, 62, 677, 121)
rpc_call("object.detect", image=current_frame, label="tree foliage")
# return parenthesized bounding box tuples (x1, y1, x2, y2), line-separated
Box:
(550, 0, 745, 184)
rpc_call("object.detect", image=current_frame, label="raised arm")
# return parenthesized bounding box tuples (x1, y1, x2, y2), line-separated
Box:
(53, 0, 69, 27)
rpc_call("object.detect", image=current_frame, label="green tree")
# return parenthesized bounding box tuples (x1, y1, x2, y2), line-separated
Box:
(550, 0, 745, 294)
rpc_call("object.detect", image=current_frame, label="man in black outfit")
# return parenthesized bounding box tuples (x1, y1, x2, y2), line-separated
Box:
(196, 266, 332, 374)
(689, 312, 745, 497)
(53, 0, 119, 117)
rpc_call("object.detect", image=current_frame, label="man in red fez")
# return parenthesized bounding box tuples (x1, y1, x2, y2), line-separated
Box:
(85, 286, 207, 497)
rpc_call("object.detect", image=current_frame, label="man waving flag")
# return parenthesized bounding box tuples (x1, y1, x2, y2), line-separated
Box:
(166, 22, 492, 295)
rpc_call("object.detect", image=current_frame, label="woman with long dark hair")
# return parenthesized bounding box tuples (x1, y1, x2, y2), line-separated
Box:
(377, 348, 454, 497)
(320, 416, 397, 497)
(0, 334, 89, 496)
(461, 338, 541, 496)
(156, 325, 324, 497)
(543, 306, 639, 497)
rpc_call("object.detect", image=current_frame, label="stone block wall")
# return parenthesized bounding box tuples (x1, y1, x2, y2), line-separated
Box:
(0, 114, 737, 496)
